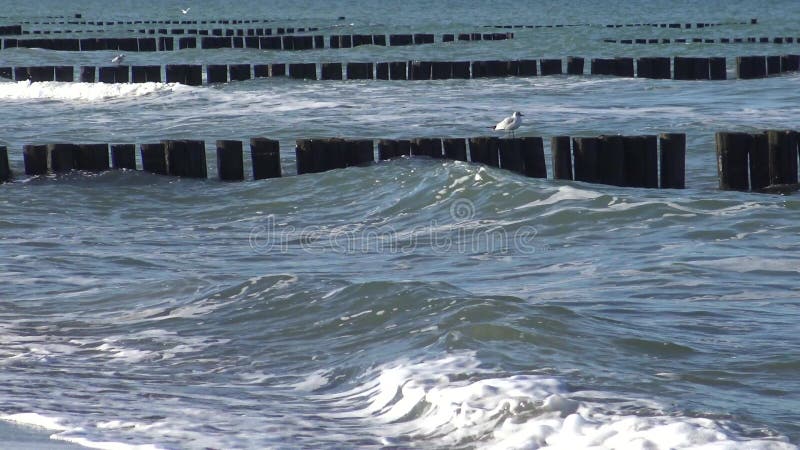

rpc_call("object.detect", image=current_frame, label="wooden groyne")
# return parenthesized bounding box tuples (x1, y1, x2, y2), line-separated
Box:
(716, 130, 800, 192)
(2, 54, 798, 83)
(606, 36, 800, 45)
(2, 134, 687, 192)
(484, 19, 756, 29)
(0, 32, 512, 52)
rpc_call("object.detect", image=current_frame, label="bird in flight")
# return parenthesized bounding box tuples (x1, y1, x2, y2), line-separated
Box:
(111, 54, 125, 65)
(490, 111, 523, 138)
(181, 7, 191, 14)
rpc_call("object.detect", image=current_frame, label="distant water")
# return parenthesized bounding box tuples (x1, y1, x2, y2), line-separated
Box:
(1, 0, 799, 448)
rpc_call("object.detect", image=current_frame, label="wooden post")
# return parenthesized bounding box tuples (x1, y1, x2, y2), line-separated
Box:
(80, 66, 95, 82)
(738, 56, 766, 79)
(693, 57, 710, 80)
(767, 56, 781, 76)
(24, 145, 49, 175)
(270, 63, 286, 77)
(572, 137, 598, 183)
(215, 140, 244, 181)
(551, 136, 573, 180)
(409, 61, 431, 80)
(636, 57, 653, 78)
(749, 132, 770, 191)
(76, 143, 109, 172)
(378, 139, 399, 160)
(540, 59, 562, 75)
(499, 138, 525, 174)
(141, 143, 168, 175)
(348, 139, 374, 166)
(468, 137, 499, 167)
(47, 143, 77, 172)
(376, 62, 389, 80)
(715, 132, 751, 190)
(518, 60, 538, 76)
(614, 57, 634, 77)
(411, 138, 442, 158)
(566, 57, 584, 75)
(165, 64, 187, 83)
(250, 137, 281, 179)
(443, 138, 468, 161)
(289, 63, 316, 79)
(253, 65, 269, 78)
(597, 135, 625, 186)
(165, 140, 207, 178)
(229, 64, 251, 81)
(389, 34, 413, 46)
(207, 64, 228, 83)
(622, 135, 658, 188)
(55, 66, 73, 82)
(452, 61, 470, 78)
(389, 61, 407, 80)
(781, 55, 800, 72)
(766, 130, 798, 185)
(590, 58, 612, 75)
(111, 144, 136, 169)
(186, 65, 202, 85)
(346, 62, 373, 80)
(295, 139, 321, 174)
(432, 61, 452, 79)
(520, 137, 546, 178)
(659, 133, 686, 189)
(709, 57, 726, 80)
(321, 63, 343, 80)
(673, 56, 694, 80)
(0, 146, 9, 183)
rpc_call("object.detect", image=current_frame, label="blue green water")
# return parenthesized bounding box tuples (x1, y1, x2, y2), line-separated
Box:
(1, 1, 799, 448)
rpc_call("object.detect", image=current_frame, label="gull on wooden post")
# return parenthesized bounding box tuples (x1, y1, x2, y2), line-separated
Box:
(490, 111, 523, 138)
(111, 54, 125, 65)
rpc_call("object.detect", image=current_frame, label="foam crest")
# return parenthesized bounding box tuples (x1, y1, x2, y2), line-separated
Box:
(1, 412, 68, 431)
(319, 353, 796, 449)
(0, 80, 182, 101)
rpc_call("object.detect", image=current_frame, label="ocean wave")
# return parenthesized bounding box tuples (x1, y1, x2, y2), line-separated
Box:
(314, 353, 797, 449)
(0, 80, 184, 101)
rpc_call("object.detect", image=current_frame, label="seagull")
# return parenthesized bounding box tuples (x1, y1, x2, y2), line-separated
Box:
(181, 7, 190, 14)
(490, 111, 523, 138)
(111, 53, 125, 65)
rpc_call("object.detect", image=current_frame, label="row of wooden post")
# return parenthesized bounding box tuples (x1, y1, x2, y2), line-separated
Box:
(487, 19, 756, 29)
(716, 130, 799, 192)
(4, 135, 687, 191)
(17, 140, 281, 181)
(5, 55, 797, 84)
(607, 36, 800, 45)
(0, 32, 512, 52)
(10, 16, 754, 28)
(10, 17, 312, 27)
(550, 134, 686, 189)
(6, 26, 319, 38)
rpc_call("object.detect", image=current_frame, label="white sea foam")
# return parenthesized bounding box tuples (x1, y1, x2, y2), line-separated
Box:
(516, 185, 604, 209)
(0, 80, 183, 101)
(1, 412, 68, 431)
(315, 353, 796, 449)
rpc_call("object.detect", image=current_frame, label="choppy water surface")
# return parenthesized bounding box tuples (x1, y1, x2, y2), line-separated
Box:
(1, 0, 799, 448)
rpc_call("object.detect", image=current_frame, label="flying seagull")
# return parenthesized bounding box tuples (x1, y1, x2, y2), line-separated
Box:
(490, 111, 523, 138)
(111, 53, 125, 65)
(181, 7, 191, 14)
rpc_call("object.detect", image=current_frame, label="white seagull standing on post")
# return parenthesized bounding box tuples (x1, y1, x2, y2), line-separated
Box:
(490, 111, 524, 137)
(111, 53, 125, 65)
